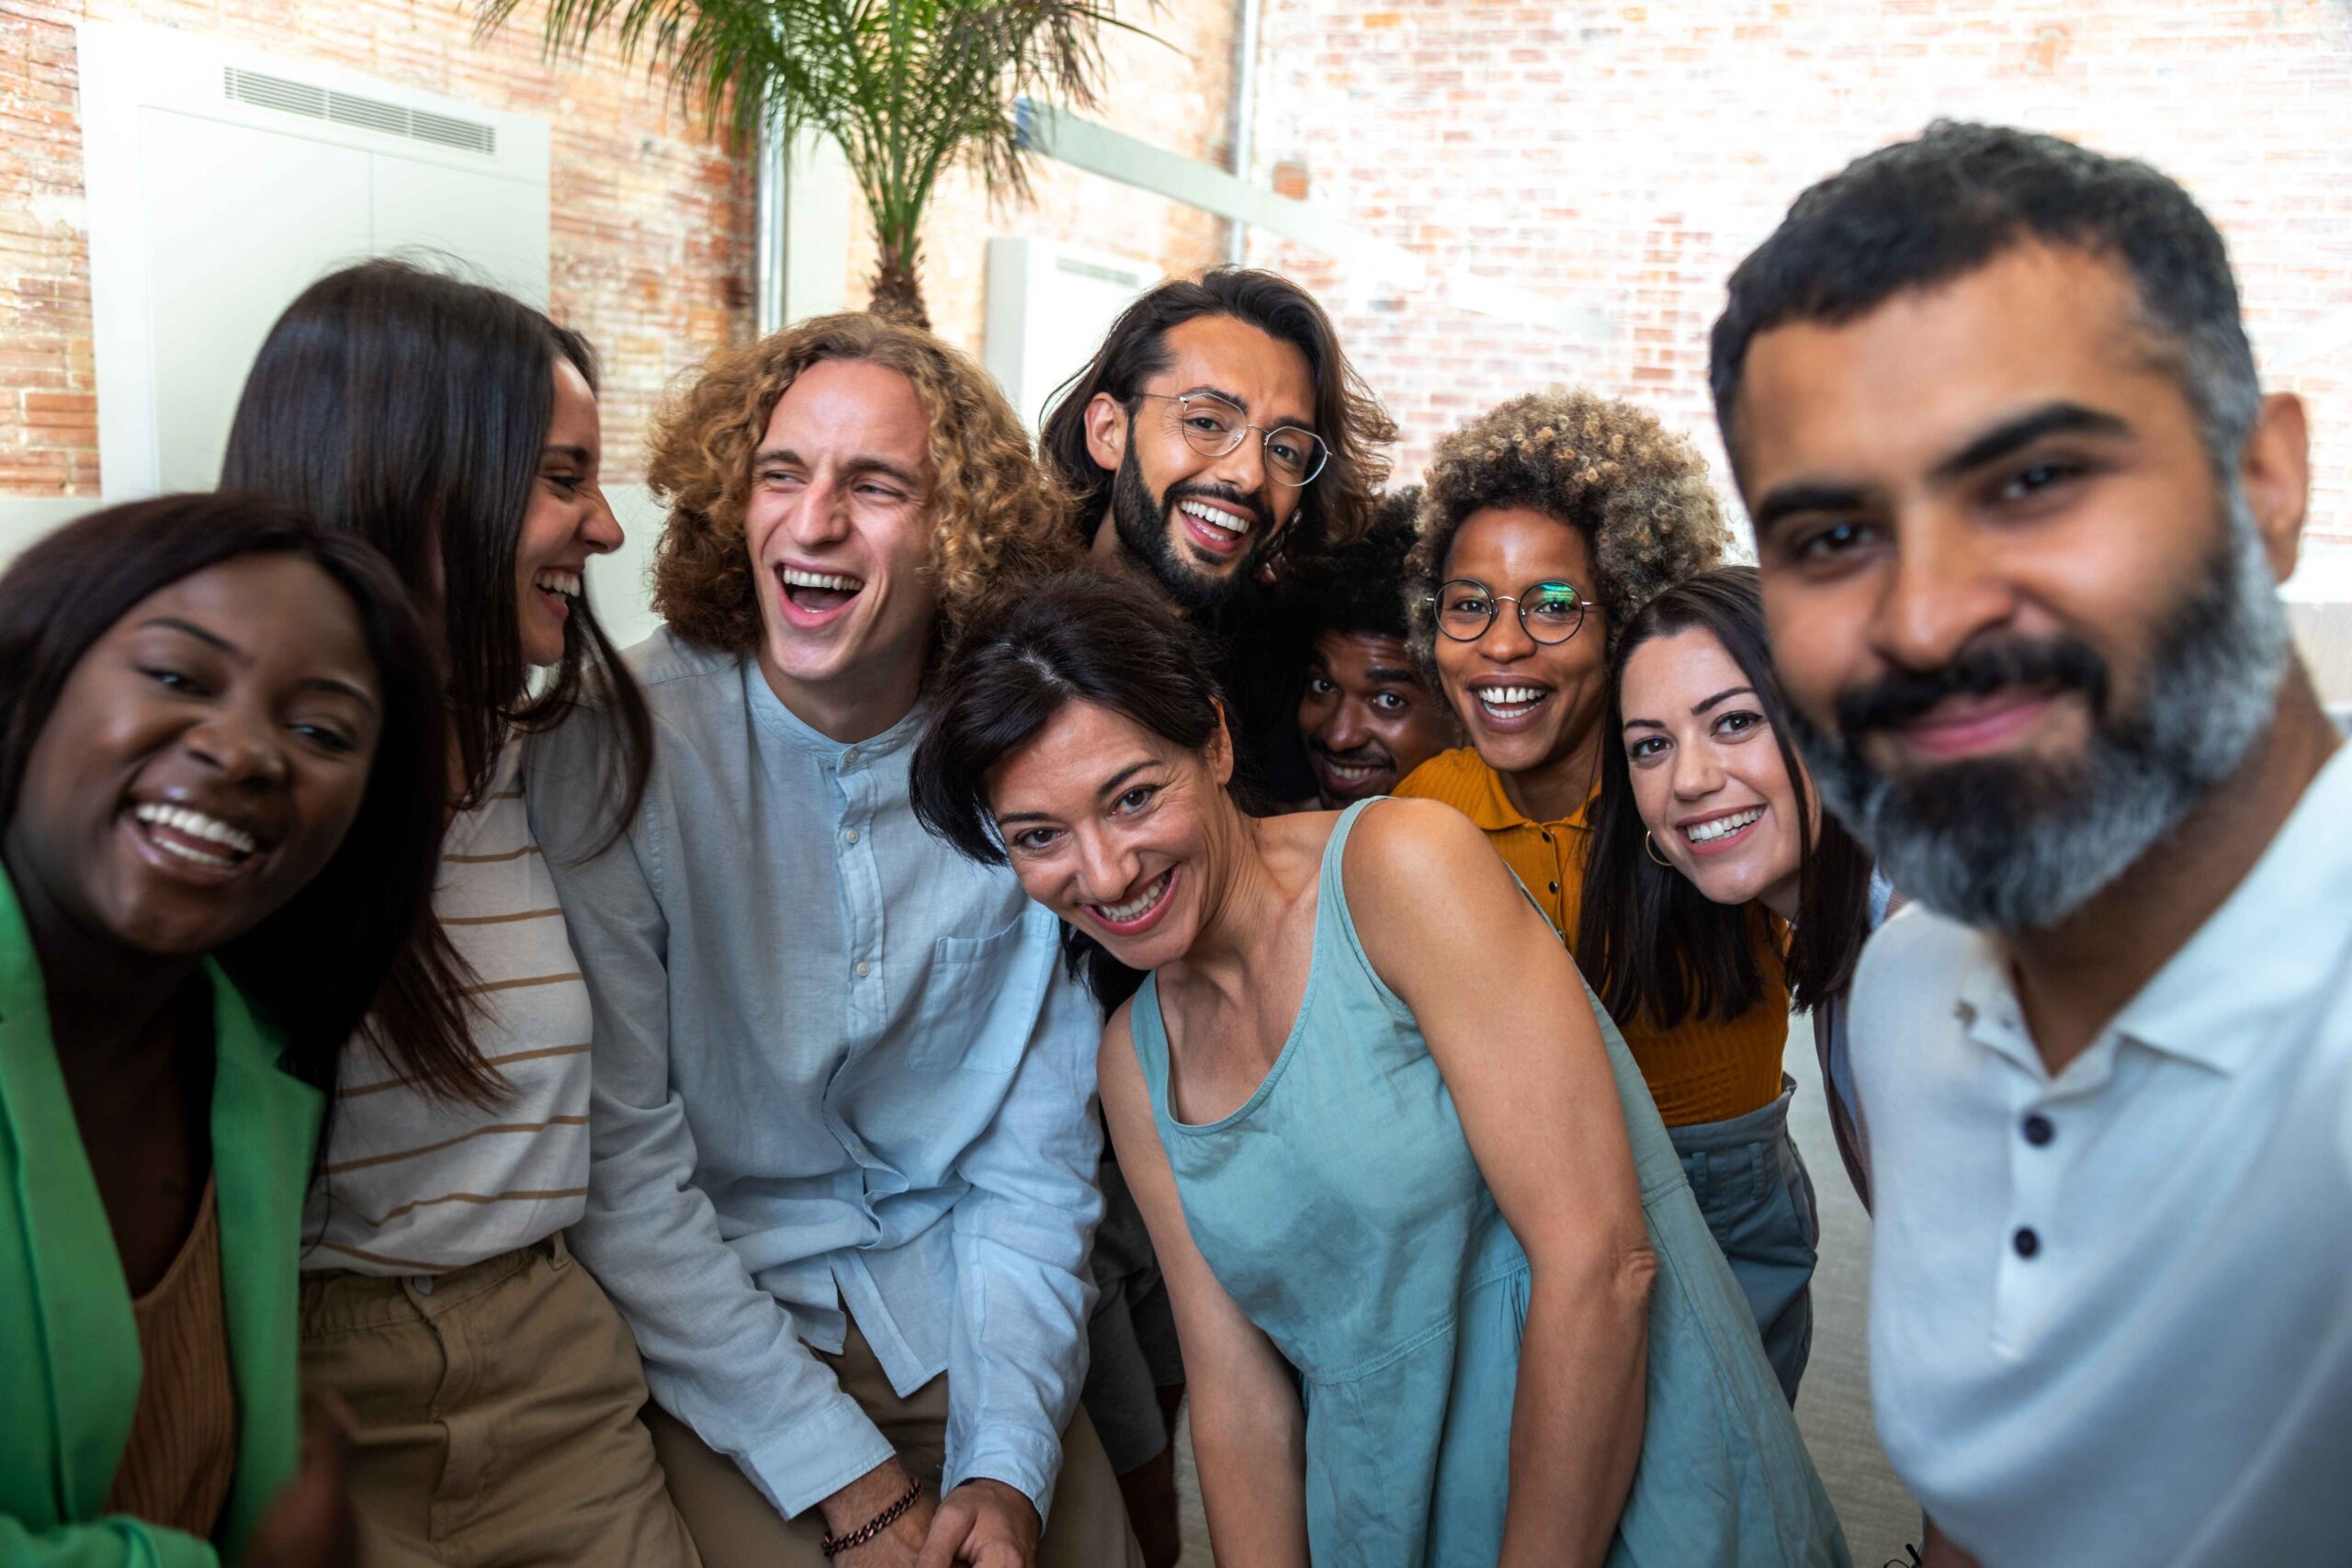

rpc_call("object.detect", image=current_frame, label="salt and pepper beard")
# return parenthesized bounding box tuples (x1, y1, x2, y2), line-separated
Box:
(1108, 437, 1279, 615)
(1791, 491, 2293, 934)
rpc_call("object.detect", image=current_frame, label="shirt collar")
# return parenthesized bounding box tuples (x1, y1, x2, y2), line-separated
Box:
(1450, 750, 1595, 835)
(742, 657, 928, 764)
(1951, 739, 2352, 1082)
(2108, 739, 2352, 1072)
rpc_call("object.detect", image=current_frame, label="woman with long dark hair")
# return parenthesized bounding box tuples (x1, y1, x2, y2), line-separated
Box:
(913, 572, 1847, 1568)
(221, 259, 689, 1567)
(0, 494, 447, 1567)
(1579, 569, 1890, 1376)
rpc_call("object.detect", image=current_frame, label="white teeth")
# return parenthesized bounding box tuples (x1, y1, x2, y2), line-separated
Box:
(133, 803, 257, 856)
(1683, 807, 1764, 844)
(781, 568, 864, 592)
(1475, 685, 1549, 716)
(1179, 500, 1251, 536)
(533, 568, 582, 598)
(1091, 871, 1171, 924)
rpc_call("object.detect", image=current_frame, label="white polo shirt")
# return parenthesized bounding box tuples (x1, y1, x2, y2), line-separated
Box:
(1849, 740, 2352, 1567)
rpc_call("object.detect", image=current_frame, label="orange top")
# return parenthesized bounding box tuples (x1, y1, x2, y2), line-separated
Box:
(104, 1173, 238, 1540)
(1394, 747, 1790, 1126)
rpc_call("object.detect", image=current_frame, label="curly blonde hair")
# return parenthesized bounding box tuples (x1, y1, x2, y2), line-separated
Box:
(649, 313, 1076, 657)
(1406, 388, 1733, 663)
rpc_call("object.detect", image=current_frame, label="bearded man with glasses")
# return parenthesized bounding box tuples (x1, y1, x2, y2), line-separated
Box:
(1040, 268, 1396, 811)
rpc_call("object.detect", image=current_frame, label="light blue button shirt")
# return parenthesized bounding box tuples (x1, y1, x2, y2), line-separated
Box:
(527, 627, 1103, 1520)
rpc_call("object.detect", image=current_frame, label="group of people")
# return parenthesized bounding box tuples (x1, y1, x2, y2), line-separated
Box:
(6, 117, 2346, 1568)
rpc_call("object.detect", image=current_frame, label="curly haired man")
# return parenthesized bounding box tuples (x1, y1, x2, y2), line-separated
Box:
(1390, 389, 1825, 1395)
(529, 314, 1142, 1568)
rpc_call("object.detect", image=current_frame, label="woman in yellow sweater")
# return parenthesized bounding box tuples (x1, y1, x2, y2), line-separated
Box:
(1393, 389, 1820, 1397)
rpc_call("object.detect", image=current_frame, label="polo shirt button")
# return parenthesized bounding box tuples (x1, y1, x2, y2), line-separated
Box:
(1541, 830, 1554, 842)
(1548, 882, 1560, 894)
(2023, 1112, 2054, 1145)
(2014, 1226, 2040, 1258)
(843, 828, 860, 845)
(855, 960, 871, 978)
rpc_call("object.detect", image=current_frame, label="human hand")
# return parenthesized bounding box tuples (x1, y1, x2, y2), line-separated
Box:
(242, 1396, 358, 1568)
(826, 1459, 935, 1568)
(913, 1478, 1040, 1568)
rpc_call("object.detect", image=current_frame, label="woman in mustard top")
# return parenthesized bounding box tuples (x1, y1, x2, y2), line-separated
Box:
(0, 496, 449, 1566)
(1393, 390, 1824, 1397)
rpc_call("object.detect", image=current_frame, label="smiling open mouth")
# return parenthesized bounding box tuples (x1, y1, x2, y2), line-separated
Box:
(1472, 685, 1551, 722)
(779, 566, 865, 615)
(1085, 868, 1176, 933)
(1177, 498, 1252, 540)
(132, 802, 259, 869)
(1682, 807, 1763, 844)
(1316, 756, 1388, 789)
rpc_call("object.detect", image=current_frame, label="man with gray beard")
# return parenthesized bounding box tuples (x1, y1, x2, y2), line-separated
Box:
(1712, 121, 2350, 1567)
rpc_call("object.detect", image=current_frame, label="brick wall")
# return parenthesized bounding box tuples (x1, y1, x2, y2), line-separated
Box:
(1245, 0, 2352, 551)
(1, 0, 754, 491)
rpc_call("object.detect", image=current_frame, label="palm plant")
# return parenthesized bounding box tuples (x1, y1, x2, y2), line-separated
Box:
(481, 0, 1146, 329)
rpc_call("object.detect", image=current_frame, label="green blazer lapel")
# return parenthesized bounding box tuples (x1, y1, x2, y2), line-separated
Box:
(207, 960, 323, 1560)
(0, 872, 141, 1525)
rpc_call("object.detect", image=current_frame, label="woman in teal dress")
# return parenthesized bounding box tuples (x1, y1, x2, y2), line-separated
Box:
(916, 574, 1847, 1567)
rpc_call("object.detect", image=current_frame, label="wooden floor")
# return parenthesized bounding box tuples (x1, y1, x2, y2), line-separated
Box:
(1162, 1009, 1921, 1566)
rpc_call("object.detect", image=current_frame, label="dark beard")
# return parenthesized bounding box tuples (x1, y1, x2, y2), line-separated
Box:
(1792, 500, 2292, 933)
(1108, 440, 1276, 615)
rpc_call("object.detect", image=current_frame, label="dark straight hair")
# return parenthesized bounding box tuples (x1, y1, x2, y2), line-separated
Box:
(222, 259, 655, 1104)
(221, 258, 651, 830)
(1035, 266, 1396, 568)
(912, 571, 1227, 1009)
(1578, 566, 1876, 1025)
(0, 493, 451, 1096)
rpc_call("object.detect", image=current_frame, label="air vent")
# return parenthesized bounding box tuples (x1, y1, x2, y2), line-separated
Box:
(221, 65, 496, 155)
(1056, 256, 1145, 288)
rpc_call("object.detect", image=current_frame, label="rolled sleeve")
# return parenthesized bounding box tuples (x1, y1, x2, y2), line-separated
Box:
(527, 723, 890, 1519)
(942, 926, 1106, 1517)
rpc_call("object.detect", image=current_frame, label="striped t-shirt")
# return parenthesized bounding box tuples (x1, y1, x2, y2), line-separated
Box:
(302, 744, 592, 1275)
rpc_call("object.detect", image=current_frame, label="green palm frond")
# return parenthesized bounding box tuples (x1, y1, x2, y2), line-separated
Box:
(478, 0, 1161, 323)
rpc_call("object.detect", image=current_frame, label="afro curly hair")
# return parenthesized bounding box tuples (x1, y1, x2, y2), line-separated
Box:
(1285, 485, 1422, 644)
(1405, 389, 1733, 664)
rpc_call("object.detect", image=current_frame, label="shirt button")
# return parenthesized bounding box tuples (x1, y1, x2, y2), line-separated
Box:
(413, 1275, 435, 1295)
(1548, 882, 1560, 894)
(2013, 1226, 2040, 1258)
(843, 828, 860, 846)
(842, 748, 860, 766)
(2022, 1112, 2054, 1146)
(855, 960, 871, 978)
(1540, 830, 1554, 843)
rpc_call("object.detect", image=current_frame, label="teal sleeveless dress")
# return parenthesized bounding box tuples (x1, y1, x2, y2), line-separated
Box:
(1129, 801, 1849, 1566)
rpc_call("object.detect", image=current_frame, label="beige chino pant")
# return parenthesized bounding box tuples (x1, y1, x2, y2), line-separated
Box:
(300, 1234, 700, 1568)
(648, 1317, 1144, 1568)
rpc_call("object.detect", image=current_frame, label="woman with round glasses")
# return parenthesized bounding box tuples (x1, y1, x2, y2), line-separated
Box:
(1393, 390, 1822, 1398)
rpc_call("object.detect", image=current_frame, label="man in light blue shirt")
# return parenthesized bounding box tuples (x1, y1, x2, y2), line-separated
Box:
(531, 314, 1138, 1568)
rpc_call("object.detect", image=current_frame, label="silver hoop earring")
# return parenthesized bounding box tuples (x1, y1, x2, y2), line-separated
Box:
(1645, 831, 1672, 868)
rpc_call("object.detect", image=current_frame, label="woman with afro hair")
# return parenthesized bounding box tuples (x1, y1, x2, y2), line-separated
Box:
(1395, 389, 1822, 1399)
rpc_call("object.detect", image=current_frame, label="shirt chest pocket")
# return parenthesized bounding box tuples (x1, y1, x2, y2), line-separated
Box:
(907, 915, 1049, 1073)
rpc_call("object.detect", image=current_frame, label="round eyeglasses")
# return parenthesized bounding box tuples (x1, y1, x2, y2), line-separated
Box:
(1136, 391, 1329, 488)
(1429, 579, 1596, 645)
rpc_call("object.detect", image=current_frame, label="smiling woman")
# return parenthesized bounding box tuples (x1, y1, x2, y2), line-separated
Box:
(220, 260, 697, 1568)
(910, 571, 1849, 1567)
(0, 493, 448, 1566)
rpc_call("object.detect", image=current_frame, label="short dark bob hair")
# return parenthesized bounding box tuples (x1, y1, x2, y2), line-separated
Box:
(1037, 266, 1397, 570)
(1287, 485, 1421, 644)
(1577, 567, 1875, 1026)
(913, 571, 1225, 1007)
(1710, 120, 2259, 479)
(0, 493, 450, 1094)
